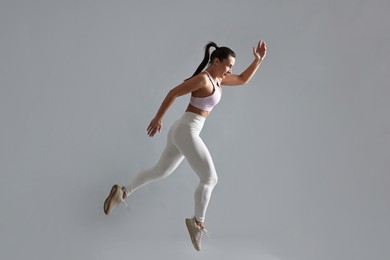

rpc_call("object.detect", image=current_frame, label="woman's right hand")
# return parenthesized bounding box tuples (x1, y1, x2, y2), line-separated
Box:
(147, 116, 163, 137)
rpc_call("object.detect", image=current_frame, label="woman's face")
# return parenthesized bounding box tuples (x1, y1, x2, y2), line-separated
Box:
(217, 56, 235, 78)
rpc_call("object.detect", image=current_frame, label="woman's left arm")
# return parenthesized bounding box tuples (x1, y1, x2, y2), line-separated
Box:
(222, 40, 267, 86)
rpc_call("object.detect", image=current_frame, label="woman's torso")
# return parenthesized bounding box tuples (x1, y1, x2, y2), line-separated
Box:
(186, 71, 222, 117)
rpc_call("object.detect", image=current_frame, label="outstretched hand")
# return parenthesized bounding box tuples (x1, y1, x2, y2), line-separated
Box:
(253, 40, 267, 61)
(147, 116, 163, 137)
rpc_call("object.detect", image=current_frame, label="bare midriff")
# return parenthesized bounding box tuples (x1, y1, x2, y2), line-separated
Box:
(185, 103, 210, 118)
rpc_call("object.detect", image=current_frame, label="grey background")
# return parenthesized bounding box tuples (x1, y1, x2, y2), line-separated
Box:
(1, 0, 389, 259)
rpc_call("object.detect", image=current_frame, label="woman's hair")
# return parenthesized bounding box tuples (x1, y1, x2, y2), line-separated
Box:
(187, 41, 236, 80)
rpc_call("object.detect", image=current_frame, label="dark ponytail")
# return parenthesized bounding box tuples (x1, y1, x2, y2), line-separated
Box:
(186, 41, 236, 80)
(190, 42, 218, 78)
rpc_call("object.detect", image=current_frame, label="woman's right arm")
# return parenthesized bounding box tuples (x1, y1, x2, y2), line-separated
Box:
(147, 74, 206, 137)
(221, 40, 267, 86)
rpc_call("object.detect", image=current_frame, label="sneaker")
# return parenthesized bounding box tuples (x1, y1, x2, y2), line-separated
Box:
(103, 184, 127, 215)
(185, 217, 210, 251)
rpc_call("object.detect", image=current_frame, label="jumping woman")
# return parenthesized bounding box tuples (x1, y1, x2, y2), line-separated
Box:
(104, 40, 267, 251)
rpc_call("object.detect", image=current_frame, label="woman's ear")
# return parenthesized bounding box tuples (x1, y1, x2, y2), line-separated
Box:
(211, 58, 220, 66)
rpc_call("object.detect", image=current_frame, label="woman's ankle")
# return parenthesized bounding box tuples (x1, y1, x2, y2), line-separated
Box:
(121, 187, 129, 199)
(195, 219, 205, 229)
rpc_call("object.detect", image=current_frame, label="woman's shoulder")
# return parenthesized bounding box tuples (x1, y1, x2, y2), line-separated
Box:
(186, 72, 209, 85)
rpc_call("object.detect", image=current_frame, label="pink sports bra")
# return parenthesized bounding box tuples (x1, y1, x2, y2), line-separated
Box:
(189, 71, 222, 112)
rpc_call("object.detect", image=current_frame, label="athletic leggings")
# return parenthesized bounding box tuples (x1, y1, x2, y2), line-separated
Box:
(125, 112, 218, 222)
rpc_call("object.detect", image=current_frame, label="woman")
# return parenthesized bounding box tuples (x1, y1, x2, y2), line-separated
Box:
(104, 40, 267, 251)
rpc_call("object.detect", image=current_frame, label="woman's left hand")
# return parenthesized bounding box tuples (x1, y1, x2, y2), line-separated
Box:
(253, 40, 267, 61)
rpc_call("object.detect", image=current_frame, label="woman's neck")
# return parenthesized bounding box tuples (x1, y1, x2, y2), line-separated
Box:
(205, 68, 221, 85)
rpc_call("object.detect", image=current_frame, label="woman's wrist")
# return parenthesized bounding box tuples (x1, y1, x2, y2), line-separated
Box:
(254, 57, 263, 64)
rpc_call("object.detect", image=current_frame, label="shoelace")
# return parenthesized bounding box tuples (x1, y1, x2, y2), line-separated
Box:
(117, 196, 128, 207)
(115, 187, 128, 207)
(200, 227, 211, 238)
(117, 186, 129, 207)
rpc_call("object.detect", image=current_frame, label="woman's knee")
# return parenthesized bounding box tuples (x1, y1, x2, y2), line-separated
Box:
(201, 173, 218, 187)
(212, 174, 218, 186)
(152, 164, 173, 179)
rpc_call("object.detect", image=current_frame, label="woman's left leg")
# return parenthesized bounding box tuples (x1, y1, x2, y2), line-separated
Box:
(174, 121, 218, 223)
(189, 137, 218, 223)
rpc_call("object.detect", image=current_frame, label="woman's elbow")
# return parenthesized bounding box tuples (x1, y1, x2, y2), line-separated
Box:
(239, 76, 250, 86)
(167, 89, 179, 99)
(241, 79, 250, 85)
(235, 74, 249, 85)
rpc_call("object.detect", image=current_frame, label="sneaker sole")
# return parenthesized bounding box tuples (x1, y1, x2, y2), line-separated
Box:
(185, 218, 201, 251)
(104, 185, 120, 215)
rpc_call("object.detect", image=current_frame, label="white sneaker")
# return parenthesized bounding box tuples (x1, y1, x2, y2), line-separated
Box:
(185, 217, 210, 251)
(104, 184, 127, 215)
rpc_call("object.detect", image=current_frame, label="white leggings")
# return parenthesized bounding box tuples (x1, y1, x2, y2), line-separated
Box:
(125, 112, 218, 222)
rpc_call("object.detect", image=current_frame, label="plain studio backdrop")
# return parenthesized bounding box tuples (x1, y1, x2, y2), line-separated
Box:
(0, 0, 389, 259)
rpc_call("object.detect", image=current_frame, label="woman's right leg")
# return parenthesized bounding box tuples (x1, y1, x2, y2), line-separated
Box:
(124, 145, 184, 194)
(124, 121, 184, 195)
(104, 121, 184, 215)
